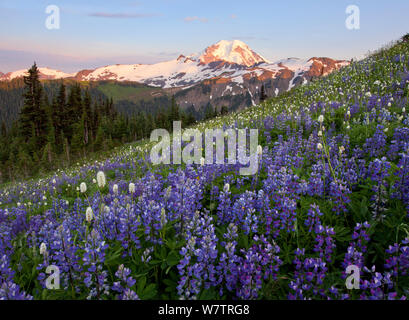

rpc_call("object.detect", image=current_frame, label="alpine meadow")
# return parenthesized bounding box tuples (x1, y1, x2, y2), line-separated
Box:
(0, 1, 409, 303)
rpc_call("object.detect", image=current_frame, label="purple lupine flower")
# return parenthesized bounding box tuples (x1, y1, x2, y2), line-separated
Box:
(83, 229, 109, 300)
(112, 264, 138, 300)
(368, 157, 391, 220)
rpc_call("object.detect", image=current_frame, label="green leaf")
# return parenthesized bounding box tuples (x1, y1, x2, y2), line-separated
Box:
(142, 284, 157, 300)
(166, 251, 180, 267)
(137, 276, 146, 295)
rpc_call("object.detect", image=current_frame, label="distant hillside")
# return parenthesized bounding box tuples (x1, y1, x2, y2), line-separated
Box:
(0, 80, 174, 128)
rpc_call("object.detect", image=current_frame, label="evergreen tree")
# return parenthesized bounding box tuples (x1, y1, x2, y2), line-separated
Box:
(20, 63, 48, 146)
(55, 82, 66, 139)
(260, 84, 267, 103)
(170, 96, 180, 122)
(220, 106, 229, 115)
(204, 103, 214, 120)
(214, 105, 219, 117)
(1, 121, 6, 137)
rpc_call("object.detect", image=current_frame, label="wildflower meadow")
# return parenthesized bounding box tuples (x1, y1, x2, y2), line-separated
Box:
(1, 38, 409, 301)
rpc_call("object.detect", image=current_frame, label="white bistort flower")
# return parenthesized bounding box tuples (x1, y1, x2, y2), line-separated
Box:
(318, 115, 324, 123)
(80, 182, 87, 193)
(85, 207, 94, 223)
(113, 184, 119, 195)
(129, 183, 136, 194)
(317, 143, 323, 151)
(257, 145, 263, 156)
(97, 171, 106, 188)
(224, 183, 230, 193)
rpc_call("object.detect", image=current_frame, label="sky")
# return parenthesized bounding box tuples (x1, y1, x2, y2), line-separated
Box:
(0, 0, 408, 73)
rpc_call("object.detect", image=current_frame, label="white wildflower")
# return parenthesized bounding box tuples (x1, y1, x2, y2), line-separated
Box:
(113, 184, 119, 195)
(85, 207, 94, 223)
(257, 145, 263, 156)
(317, 143, 323, 151)
(224, 183, 230, 193)
(80, 182, 87, 193)
(129, 183, 136, 194)
(96, 171, 106, 188)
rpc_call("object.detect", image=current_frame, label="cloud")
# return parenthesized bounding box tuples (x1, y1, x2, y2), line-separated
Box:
(88, 12, 155, 19)
(184, 16, 208, 23)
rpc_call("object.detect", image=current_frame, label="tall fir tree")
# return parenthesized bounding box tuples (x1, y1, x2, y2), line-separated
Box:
(260, 84, 267, 103)
(20, 63, 48, 148)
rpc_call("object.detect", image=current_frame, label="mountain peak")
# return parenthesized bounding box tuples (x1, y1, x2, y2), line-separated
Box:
(199, 40, 269, 66)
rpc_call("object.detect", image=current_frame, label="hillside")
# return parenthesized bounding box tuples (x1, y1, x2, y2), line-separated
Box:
(0, 80, 174, 128)
(0, 36, 408, 300)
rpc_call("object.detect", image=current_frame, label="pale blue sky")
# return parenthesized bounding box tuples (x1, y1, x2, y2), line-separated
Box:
(0, 0, 408, 72)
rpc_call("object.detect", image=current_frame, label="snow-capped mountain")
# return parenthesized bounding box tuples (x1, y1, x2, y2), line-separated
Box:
(198, 40, 269, 66)
(69, 41, 348, 89)
(0, 40, 349, 110)
(0, 67, 75, 81)
(0, 40, 348, 88)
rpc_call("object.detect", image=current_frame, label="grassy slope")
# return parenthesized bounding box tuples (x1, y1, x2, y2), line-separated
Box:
(2, 39, 408, 196)
(0, 38, 408, 300)
(96, 82, 166, 103)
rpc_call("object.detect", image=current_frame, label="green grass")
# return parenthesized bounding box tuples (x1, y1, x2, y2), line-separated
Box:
(97, 83, 165, 103)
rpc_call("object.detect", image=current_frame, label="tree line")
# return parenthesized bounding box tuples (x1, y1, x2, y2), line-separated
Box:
(0, 64, 202, 183)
